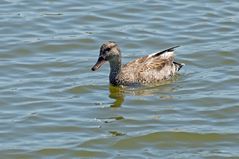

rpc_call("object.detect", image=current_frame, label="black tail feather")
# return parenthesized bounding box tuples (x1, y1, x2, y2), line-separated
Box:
(173, 61, 185, 71)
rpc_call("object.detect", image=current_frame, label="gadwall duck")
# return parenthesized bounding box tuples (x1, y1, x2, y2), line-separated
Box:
(91, 41, 184, 86)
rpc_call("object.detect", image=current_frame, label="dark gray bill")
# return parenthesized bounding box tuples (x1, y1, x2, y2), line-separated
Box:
(91, 57, 106, 71)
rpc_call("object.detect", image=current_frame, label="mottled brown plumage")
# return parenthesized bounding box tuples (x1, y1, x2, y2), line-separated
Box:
(91, 41, 184, 86)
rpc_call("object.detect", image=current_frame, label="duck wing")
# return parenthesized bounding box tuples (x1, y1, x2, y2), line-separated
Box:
(121, 46, 180, 83)
(123, 46, 179, 69)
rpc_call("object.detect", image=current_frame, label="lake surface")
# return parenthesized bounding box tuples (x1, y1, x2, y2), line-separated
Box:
(1, 0, 239, 158)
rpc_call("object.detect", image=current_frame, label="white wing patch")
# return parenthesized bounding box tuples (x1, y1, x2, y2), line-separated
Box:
(147, 46, 179, 59)
(148, 50, 174, 59)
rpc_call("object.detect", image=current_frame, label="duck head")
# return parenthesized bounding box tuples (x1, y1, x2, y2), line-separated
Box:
(91, 41, 121, 71)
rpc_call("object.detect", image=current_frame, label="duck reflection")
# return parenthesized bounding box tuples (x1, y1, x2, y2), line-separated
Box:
(108, 85, 125, 108)
(108, 80, 176, 108)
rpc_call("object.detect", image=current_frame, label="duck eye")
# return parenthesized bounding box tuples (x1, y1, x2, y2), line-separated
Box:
(105, 48, 111, 52)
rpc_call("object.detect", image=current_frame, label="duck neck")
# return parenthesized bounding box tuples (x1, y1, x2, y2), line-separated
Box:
(109, 56, 122, 84)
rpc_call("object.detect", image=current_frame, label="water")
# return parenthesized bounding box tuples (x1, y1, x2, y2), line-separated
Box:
(1, 0, 239, 158)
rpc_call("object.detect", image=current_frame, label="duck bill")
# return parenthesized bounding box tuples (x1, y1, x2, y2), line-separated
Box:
(91, 57, 106, 71)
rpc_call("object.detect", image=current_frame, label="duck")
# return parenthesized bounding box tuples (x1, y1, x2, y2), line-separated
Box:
(91, 41, 184, 86)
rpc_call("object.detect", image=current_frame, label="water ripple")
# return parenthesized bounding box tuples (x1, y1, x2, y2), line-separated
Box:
(1, 0, 239, 158)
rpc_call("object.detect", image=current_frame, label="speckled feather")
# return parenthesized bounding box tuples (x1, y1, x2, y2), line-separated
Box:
(92, 41, 184, 86)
